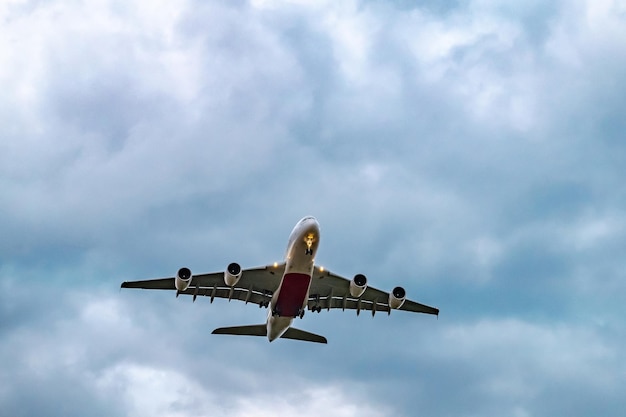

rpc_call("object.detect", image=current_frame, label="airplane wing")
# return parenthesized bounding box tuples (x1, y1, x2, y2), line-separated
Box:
(121, 264, 285, 306)
(121, 263, 438, 316)
(307, 266, 439, 316)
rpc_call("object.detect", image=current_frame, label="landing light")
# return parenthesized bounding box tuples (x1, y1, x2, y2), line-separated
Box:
(319, 266, 325, 272)
(273, 262, 278, 268)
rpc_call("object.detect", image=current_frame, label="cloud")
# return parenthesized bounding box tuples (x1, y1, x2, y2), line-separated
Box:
(97, 363, 390, 417)
(3, 283, 621, 417)
(0, 288, 394, 417)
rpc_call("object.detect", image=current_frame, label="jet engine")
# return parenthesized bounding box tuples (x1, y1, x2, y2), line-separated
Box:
(224, 262, 242, 286)
(349, 274, 368, 298)
(175, 267, 192, 292)
(389, 286, 406, 309)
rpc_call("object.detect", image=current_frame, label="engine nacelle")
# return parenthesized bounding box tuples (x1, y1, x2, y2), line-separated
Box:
(175, 267, 192, 292)
(389, 286, 406, 309)
(349, 274, 368, 298)
(224, 262, 242, 287)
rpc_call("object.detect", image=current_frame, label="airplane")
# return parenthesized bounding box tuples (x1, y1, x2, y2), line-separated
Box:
(121, 216, 439, 344)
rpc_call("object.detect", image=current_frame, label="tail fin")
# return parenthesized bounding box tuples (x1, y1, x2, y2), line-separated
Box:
(211, 325, 327, 344)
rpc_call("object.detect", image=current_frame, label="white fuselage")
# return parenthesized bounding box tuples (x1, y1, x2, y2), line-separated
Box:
(266, 216, 320, 341)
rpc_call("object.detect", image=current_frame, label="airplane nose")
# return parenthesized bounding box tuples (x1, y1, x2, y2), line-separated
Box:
(301, 216, 319, 227)
(307, 218, 320, 232)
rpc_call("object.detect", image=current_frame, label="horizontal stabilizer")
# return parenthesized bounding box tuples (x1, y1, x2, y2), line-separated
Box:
(281, 327, 327, 344)
(212, 325, 267, 337)
(211, 325, 327, 344)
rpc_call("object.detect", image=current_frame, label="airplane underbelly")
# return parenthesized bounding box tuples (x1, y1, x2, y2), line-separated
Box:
(275, 273, 311, 317)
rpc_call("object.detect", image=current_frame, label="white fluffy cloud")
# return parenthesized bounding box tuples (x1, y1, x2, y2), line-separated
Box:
(98, 363, 390, 417)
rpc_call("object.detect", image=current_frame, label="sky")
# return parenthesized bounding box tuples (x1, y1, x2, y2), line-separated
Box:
(1, 0, 625, 415)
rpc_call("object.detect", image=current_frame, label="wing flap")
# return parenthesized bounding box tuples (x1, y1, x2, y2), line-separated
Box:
(307, 296, 391, 313)
(176, 286, 273, 306)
